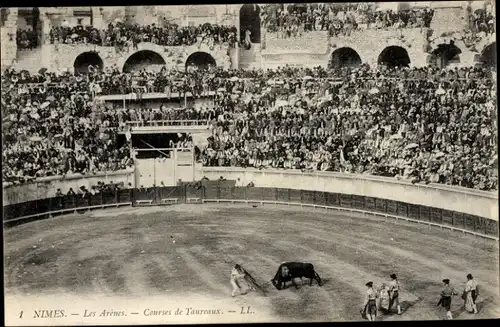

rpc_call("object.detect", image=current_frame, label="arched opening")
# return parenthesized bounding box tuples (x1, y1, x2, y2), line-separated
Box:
(123, 50, 166, 73)
(431, 42, 462, 69)
(185, 52, 216, 71)
(377, 46, 411, 68)
(16, 7, 41, 49)
(481, 42, 496, 69)
(329, 47, 362, 70)
(74, 52, 104, 74)
(239, 4, 261, 44)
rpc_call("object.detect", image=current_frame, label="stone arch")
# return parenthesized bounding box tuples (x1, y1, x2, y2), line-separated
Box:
(73, 51, 104, 74)
(329, 47, 362, 70)
(430, 41, 462, 69)
(122, 50, 166, 73)
(185, 52, 216, 71)
(480, 41, 496, 68)
(239, 4, 261, 43)
(377, 46, 411, 68)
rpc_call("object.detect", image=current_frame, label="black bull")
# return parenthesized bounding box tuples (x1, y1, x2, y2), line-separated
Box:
(272, 262, 323, 290)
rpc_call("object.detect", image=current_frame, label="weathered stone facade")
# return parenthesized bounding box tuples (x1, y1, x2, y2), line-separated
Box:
(2, 2, 495, 72)
(1, 8, 19, 69)
(46, 42, 231, 72)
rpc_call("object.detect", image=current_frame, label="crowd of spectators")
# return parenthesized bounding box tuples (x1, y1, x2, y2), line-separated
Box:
(469, 6, 496, 35)
(16, 29, 38, 49)
(261, 3, 434, 38)
(2, 64, 497, 191)
(2, 68, 133, 185)
(49, 22, 238, 48)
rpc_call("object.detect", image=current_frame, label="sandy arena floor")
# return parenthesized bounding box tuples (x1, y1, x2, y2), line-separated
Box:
(4, 203, 500, 324)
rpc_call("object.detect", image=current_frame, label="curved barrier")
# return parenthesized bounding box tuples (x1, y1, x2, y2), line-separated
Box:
(2, 169, 135, 206)
(2, 178, 499, 241)
(200, 168, 498, 221)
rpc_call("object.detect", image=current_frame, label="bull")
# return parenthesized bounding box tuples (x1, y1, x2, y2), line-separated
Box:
(271, 262, 323, 290)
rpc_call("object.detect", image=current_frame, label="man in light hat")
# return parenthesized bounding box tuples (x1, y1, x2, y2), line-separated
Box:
(362, 281, 378, 321)
(389, 273, 402, 315)
(463, 273, 478, 314)
(437, 279, 458, 320)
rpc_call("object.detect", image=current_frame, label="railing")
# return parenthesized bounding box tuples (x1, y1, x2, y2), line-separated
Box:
(2, 182, 498, 240)
(125, 120, 210, 128)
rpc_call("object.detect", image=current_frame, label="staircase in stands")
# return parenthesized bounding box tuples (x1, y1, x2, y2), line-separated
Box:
(238, 43, 262, 70)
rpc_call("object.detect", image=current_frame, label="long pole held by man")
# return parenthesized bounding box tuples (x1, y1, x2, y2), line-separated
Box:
(230, 264, 266, 297)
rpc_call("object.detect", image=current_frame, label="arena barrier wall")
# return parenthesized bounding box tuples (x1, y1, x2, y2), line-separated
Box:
(2, 181, 499, 241)
(2, 169, 135, 206)
(199, 168, 499, 222)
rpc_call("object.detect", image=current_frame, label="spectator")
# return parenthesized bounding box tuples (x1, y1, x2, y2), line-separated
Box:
(261, 3, 434, 38)
(49, 22, 238, 48)
(1, 64, 496, 192)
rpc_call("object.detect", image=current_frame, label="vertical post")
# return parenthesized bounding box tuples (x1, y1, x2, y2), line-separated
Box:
(153, 157, 156, 187)
(192, 146, 195, 182)
(173, 148, 177, 186)
(130, 187, 135, 206)
(184, 184, 187, 204)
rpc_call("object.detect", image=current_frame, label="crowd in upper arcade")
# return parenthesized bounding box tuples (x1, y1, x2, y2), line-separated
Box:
(261, 3, 435, 37)
(14, 3, 495, 49)
(2, 62, 497, 191)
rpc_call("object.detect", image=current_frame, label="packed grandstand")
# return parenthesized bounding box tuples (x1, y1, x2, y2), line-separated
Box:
(1, 2, 497, 192)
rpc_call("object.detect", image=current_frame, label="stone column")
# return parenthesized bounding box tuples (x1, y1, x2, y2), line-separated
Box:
(1, 8, 19, 69)
(40, 16, 52, 45)
(92, 7, 105, 30)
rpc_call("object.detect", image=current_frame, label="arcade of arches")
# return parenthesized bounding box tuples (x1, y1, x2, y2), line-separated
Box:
(378, 46, 411, 68)
(73, 52, 103, 74)
(123, 50, 166, 73)
(329, 47, 362, 70)
(430, 42, 462, 69)
(185, 52, 216, 71)
(239, 4, 261, 44)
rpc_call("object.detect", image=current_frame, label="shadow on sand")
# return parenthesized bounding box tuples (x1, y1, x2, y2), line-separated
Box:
(378, 298, 424, 320)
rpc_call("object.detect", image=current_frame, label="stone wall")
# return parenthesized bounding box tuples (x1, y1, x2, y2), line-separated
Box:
(329, 28, 429, 67)
(46, 42, 232, 72)
(1, 8, 18, 70)
(2, 169, 135, 206)
(263, 31, 330, 55)
(260, 28, 430, 69)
